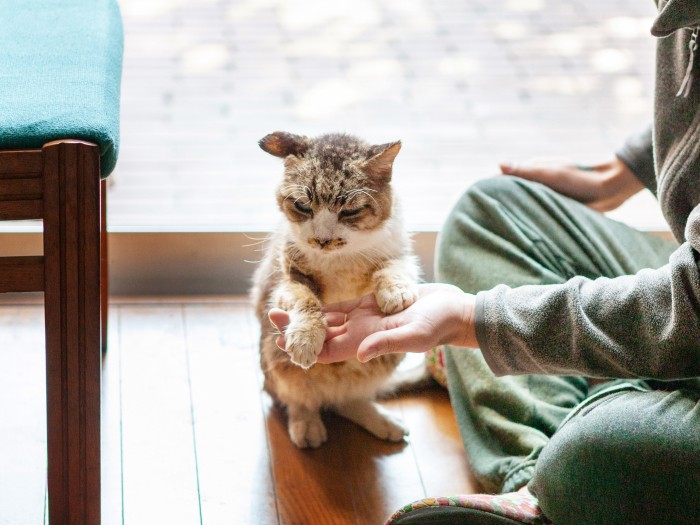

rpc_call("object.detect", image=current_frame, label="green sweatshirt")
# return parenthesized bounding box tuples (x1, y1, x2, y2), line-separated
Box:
(476, 0, 700, 379)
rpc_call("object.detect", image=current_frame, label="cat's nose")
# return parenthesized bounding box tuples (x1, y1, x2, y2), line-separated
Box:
(315, 238, 332, 249)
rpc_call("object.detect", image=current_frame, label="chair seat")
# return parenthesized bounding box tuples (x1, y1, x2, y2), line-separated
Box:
(0, 0, 123, 177)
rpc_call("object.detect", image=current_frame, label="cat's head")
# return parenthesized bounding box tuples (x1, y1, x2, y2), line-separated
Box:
(259, 131, 401, 254)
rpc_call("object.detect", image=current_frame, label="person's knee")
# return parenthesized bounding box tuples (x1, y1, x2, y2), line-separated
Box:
(465, 174, 531, 200)
(435, 175, 539, 289)
(447, 176, 531, 220)
(530, 390, 700, 525)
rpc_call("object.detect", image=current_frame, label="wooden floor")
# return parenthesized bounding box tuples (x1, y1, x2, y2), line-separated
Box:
(0, 297, 478, 525)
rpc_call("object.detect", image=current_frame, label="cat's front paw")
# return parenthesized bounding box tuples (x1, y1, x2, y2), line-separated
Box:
(375, 282, 419, 315)
(285, 319, 326, 369)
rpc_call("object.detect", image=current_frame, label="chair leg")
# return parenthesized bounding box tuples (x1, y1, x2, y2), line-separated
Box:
(43, 141, 101, 525)
(101, 178, 108, 353)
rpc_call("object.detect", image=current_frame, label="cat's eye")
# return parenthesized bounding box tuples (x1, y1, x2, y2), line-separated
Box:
(339, 208, 362, 219)
(294, 201, 312, 214)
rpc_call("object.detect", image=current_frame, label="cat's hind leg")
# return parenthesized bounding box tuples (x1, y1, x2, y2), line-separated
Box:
(287, 403, 327, 449)
(335, 400, 409, 442)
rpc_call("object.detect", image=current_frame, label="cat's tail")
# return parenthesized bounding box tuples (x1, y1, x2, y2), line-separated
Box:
(378, 354, 436, 398)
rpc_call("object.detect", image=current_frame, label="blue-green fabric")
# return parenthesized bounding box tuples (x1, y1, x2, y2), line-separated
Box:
(0, 0, 123, 177)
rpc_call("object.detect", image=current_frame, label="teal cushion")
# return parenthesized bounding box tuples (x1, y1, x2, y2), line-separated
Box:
(0, 0, 123, 177)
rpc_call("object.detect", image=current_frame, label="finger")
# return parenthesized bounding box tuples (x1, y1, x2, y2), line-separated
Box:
(500, 161, 558, 181)
(324, 311, 347, 327)
(357, 325, 428, 362)
(275, 334, 287, 351)
(316, 332, 358, 364)
(499, 161, 519, 175)
(322, 293, 375, 315)
(326, 324, 348, 340)
(268, 308, 290, 331)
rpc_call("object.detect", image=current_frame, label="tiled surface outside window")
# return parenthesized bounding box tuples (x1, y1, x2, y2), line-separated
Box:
(112, 0, 665, 232)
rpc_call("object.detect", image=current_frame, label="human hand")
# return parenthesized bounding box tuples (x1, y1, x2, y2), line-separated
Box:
(268, 283, 477, 364)
(499, 157, 644, 212)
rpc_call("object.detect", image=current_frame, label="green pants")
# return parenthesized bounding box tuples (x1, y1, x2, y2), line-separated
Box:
(436, 176, 700, 524)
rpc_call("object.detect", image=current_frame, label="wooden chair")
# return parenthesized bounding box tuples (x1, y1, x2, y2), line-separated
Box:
(0, 2, 123, 523)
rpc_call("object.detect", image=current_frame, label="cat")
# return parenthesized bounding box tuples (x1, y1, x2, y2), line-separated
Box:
(251, 131, 421, 448)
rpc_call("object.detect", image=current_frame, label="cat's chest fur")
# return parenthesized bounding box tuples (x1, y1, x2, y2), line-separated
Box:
(315, 263, 374, 305)
(289, 217, 405, 305)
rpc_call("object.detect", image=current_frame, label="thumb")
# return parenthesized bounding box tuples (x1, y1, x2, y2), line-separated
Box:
(500, 160, 547, 180)
(357, 324, 427, 362)
(268, 308, 290, 331)
(499, 161, 519, 175)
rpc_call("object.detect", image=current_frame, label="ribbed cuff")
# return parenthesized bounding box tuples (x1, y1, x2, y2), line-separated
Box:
(474, 290, 508, 376)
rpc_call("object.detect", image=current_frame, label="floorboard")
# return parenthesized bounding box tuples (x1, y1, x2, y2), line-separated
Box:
(119, 305, 201, 525)
(0, 298, 475, 525)
(102, 307, 123, 525)
(0, 306, 46, 525)
(184, 304, 278, 525)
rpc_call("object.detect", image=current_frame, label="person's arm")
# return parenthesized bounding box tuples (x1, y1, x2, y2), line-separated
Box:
(615, 125, 657, 195)
(269, 209, 700, 380)
(269, 283, 477, 363)
(499, 156, 645, 212)
(499, 125, 657, 211)
(476, 204, 700, 379)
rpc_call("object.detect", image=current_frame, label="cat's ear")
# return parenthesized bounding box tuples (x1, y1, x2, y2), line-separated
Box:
(363, 141, 401, 181)
(258, 132, 310, 158)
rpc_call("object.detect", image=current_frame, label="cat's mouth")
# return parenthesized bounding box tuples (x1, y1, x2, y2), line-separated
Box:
(308, 237, 347, 252)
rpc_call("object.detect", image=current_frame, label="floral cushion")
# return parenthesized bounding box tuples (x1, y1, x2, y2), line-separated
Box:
(425, 346, 448, 388)
(385, 486, 553, 525)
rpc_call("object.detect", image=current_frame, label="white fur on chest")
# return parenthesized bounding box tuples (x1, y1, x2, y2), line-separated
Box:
(287, 213, 409, 305)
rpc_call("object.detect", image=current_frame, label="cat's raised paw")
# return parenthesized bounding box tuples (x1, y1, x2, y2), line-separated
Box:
(285, 321, 326, 369)
(375, 282, 419, 315)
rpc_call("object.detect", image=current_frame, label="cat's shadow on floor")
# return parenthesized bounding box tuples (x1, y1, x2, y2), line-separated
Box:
(262, 401, 413, 521)
(266, 401, 409, 457)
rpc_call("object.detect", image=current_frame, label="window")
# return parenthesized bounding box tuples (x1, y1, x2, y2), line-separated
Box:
(0, 0, 667, 293)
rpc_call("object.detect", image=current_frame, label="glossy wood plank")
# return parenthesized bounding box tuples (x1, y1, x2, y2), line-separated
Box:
(0, 177, 42, 200)
(0, 199, 43, 220)
(43, 141, 102, 525)
(119, 305, 201, 524)
(261, 360, 425, 523)
(336, 400, 427, 525)
(0, 306, 47, 524)
(184, 304, 278, 525)
(0, 298, 478, 525)
(101, 179, 108, 351)
(0, 256, 44, 293)
(263, 399, 355, 525)
(400, 389, 479, 496)
(102, 307, 123, 525)
(0, 150, 43, 176)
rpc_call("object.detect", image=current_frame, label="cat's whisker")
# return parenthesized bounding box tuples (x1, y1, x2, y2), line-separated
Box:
(279, 183, 307, 193)
(280, 183, 310, 203)
(345, 187, 378, 205)
(284, 192, 305, 202)
(242, 239, 270, 248)
(243, 232, 271, 242)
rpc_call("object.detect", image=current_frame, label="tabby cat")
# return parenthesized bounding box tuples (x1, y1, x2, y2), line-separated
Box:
(251, 131, 420, 448)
